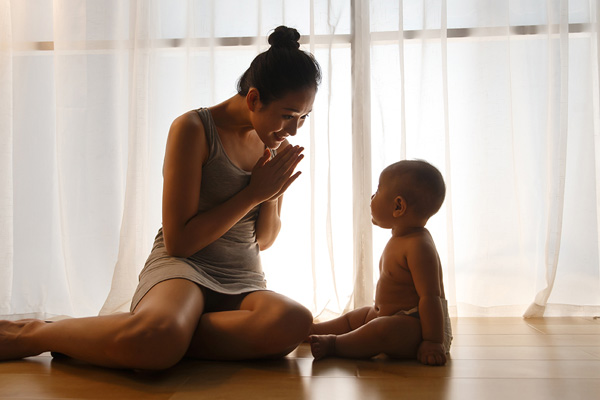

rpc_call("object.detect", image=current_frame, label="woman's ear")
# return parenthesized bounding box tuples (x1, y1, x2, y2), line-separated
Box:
(393, 196, 406, 217)
(246, 88, 261, 112)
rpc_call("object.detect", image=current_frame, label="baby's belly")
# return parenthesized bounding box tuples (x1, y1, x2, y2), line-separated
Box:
(375, 285, 419, 316)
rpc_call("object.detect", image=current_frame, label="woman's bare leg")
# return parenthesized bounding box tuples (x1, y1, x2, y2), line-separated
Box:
(310, 315, 422, 360)
(186, 291, 313, 360)
(0, 279, 205, 370)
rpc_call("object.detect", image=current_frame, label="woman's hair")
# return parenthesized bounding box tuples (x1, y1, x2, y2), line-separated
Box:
(237, 26, 322, 105)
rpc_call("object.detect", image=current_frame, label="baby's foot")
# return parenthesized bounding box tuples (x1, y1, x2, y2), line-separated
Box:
(0, 319, 45, 361)
(309, 334, 336, 360)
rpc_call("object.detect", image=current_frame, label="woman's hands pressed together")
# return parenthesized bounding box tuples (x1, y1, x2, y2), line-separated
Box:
(248, 144, 305, 204)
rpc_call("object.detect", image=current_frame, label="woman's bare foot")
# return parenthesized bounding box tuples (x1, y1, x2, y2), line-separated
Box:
(309, 334, 336, 360)
(0, 319, 45, 361)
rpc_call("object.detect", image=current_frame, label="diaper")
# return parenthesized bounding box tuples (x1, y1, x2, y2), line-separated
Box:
(441, 298, 453, 354)
(395, 306, 419, 317)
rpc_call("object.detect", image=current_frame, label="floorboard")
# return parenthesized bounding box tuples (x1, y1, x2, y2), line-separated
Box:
(0, 317, 598, 399)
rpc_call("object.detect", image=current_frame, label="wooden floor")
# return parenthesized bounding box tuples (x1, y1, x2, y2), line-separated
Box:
(0, 317, 598, 399)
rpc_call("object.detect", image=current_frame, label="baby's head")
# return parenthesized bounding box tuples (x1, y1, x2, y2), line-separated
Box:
(380, 160, 446, 223)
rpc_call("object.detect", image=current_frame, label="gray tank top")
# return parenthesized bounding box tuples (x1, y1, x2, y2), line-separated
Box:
(185, 108, 264, 282)
(130, 108, 269, 311)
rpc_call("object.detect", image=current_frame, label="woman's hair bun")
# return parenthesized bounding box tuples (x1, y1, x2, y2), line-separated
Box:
(268, 26, 300, 49)
(237, 25, 321, 105)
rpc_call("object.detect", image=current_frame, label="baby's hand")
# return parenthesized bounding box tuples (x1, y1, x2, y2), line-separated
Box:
(417, 340, 447, 366)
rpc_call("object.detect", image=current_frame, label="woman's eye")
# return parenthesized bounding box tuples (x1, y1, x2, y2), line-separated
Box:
(283, 115, 294, 120)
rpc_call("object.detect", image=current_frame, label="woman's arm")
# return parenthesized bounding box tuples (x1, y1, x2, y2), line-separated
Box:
(255, 197, 283, 250)
(162, 114, 303, 258)
(161, 112, 257, 257)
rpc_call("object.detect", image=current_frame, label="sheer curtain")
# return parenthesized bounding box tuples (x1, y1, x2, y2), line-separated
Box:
(367, 0, 600, 317)
(0, 0, 598, 321)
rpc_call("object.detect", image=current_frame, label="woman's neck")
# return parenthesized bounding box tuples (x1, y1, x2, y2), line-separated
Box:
(209, 95, 254, 135)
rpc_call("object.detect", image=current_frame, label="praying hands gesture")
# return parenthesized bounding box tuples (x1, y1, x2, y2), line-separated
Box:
(249, 144, 305, 204)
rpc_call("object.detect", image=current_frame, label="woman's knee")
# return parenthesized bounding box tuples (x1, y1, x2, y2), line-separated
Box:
(110, 314, 194, 370)
(278, 302, 313, 336)
(260, 302, 312, 353)
(239, 292, 314, 357)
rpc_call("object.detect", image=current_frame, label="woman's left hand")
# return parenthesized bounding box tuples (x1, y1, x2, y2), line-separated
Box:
(248, 144, 304, 203)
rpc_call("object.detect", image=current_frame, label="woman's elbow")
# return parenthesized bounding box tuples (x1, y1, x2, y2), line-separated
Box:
(164, 243, 187, 258)
(258, 239, 274, 251)
(163, 234, 193, 258)
(256, 230, 279, 251)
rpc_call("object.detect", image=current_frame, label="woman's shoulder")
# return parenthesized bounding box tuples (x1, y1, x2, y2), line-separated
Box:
(171, 110, 205, 133)
(168, 110, 211, 144)
(165, 110, 210, 163)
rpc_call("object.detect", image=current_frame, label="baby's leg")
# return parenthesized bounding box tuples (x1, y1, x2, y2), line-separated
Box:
(309, 334, 336, 360)
(309, 306, 375, 336)
(311, 315, 422, 360)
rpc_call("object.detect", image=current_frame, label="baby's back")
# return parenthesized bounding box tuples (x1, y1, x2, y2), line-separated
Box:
(374, 229, 444, 316)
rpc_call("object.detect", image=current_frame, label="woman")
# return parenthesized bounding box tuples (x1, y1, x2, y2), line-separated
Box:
(0, 26, 321, 370)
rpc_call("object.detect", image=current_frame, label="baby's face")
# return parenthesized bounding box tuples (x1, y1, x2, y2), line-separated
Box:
(370, 171, 399, 229)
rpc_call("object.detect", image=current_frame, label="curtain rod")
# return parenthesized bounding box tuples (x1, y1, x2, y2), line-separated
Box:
(7, 23, 594, 52)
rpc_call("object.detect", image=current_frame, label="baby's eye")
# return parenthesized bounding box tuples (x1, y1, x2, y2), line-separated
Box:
(301, 114, 310, 119)
(283, 115, 294, 120)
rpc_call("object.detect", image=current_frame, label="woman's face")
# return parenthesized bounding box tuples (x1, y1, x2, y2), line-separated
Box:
(251, 86, 316, 149)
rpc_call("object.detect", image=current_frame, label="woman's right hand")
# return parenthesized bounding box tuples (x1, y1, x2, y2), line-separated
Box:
(248, 144, 304, 203)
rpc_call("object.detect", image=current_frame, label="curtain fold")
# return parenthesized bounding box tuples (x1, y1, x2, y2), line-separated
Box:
(594, 0, 600, 307)
(524, 0, 570, 318)
(0, 0, 13, 316)
(100, 0, 154, 315)
(439, 0, 458, 317)
(350, 0, 374, 310)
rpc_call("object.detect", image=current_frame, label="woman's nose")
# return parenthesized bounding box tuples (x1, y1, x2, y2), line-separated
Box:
(285, 119, 300, 136)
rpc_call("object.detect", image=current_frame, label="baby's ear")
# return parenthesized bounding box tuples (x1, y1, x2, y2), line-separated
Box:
(393, 196, 406, 217)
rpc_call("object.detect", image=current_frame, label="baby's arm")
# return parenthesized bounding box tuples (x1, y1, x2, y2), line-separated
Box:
(406, 237, 447, 366)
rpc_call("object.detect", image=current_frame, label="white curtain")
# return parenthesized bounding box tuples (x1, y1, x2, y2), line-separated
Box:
(1, 0, 598, 321)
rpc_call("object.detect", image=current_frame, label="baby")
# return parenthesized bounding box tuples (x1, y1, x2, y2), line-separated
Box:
(309, 160, 452, 365)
